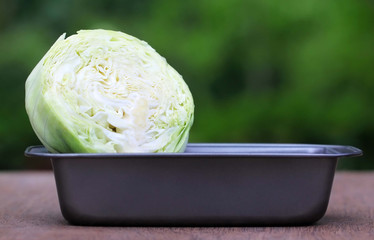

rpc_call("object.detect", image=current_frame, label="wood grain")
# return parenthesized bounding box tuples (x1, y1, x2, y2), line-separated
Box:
(0, 171, 373, 240)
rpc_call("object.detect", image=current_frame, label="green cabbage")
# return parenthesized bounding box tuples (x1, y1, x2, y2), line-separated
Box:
(25, 30, 194, 153)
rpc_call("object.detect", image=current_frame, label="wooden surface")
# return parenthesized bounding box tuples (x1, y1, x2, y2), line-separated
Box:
(0, 171, 373, 240)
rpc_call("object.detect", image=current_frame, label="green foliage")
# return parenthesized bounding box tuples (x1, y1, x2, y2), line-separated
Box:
(0, 0, 373, 169)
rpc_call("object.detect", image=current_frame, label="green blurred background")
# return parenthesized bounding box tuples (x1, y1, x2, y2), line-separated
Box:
(0, 0, 373, 170)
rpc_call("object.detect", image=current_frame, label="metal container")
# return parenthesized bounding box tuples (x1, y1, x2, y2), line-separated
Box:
(25, 143, 362, 226)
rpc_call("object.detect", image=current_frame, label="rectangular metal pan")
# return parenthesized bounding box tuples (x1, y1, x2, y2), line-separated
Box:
(25, 143, 362, 226)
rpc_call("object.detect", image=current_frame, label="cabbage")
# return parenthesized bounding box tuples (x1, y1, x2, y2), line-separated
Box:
(25, 30, 194, 153)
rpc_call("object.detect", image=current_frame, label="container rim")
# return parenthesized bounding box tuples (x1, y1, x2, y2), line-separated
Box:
(24, 143, 363, 159)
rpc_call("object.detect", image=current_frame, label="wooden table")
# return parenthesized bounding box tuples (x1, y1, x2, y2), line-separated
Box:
(0, 171, 373, 240)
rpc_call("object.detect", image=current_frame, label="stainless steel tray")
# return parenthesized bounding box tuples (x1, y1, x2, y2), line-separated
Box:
(25, 143, 362, 226)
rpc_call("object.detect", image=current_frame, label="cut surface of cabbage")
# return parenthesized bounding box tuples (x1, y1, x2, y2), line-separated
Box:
(25, 30, 194, 153)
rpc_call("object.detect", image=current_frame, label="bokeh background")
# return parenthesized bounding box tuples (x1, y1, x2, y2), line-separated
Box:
(0, 0, 373, 170)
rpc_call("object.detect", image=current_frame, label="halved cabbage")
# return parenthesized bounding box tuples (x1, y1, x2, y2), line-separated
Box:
(25, 30, 194, 153)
